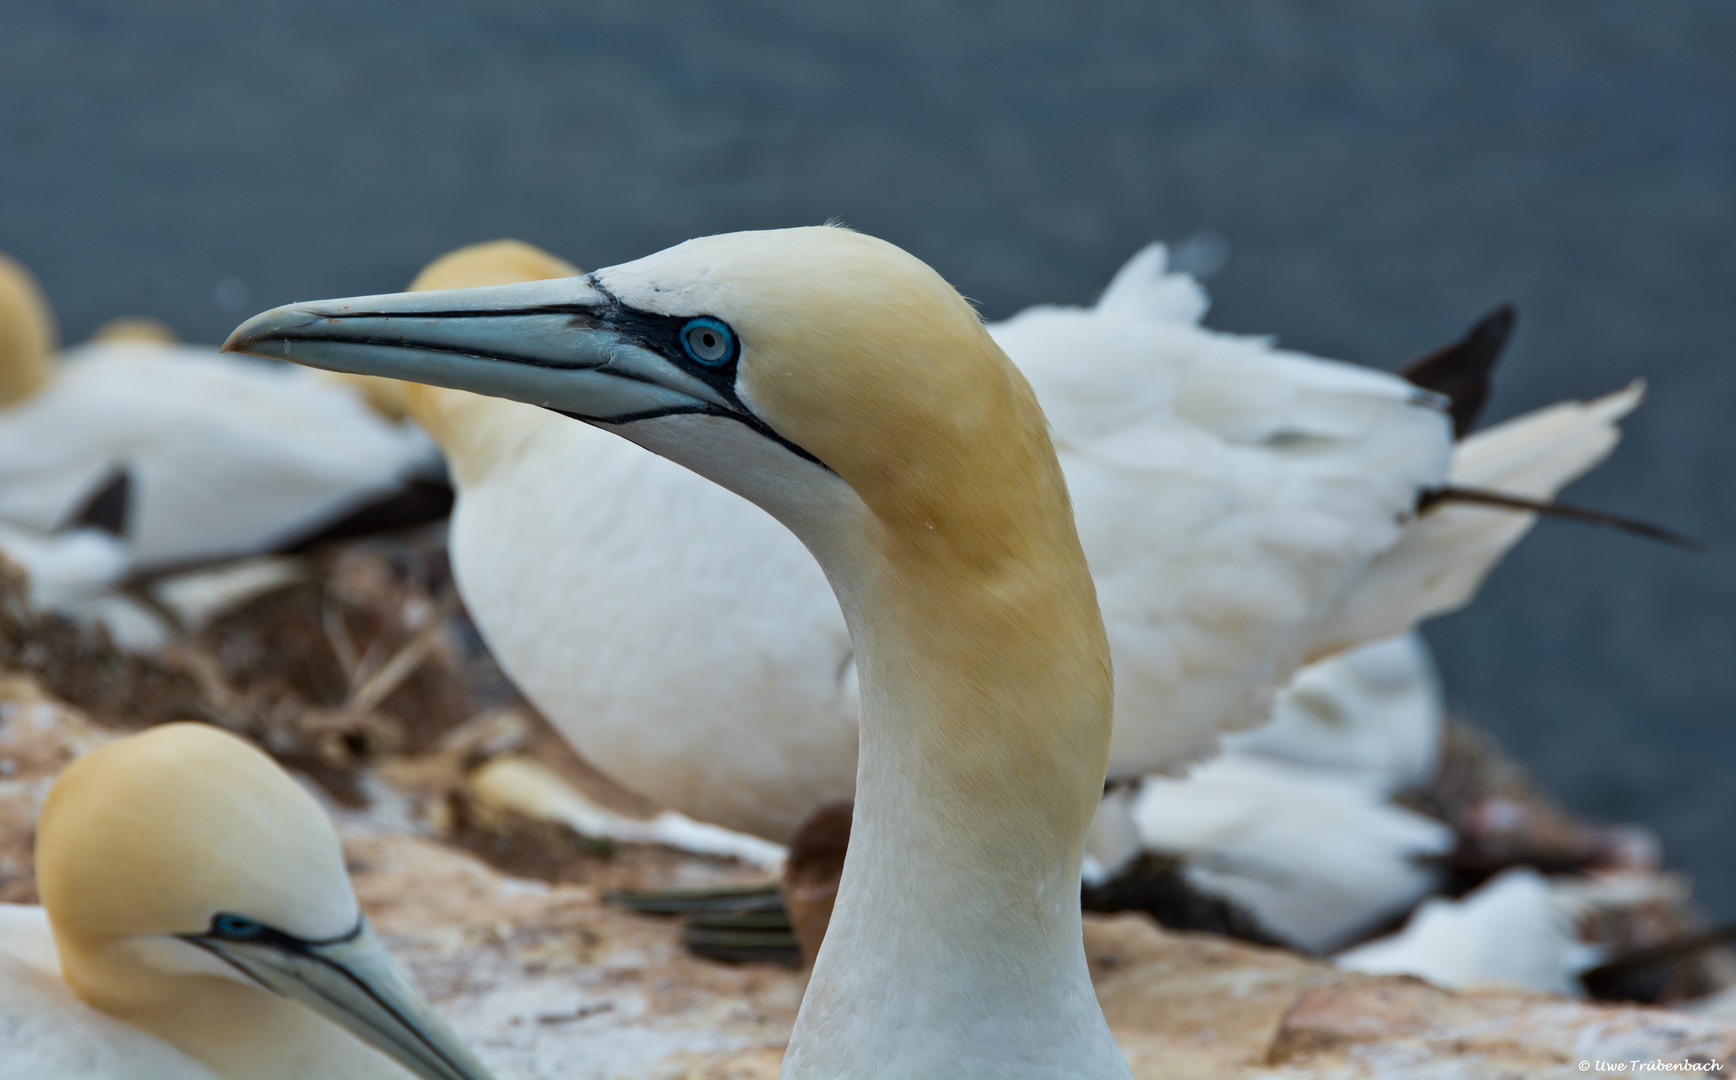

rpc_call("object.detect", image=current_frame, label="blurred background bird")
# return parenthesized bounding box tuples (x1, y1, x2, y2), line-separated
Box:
(0, 253, 448, 649)
(0, 722, 493, 1080)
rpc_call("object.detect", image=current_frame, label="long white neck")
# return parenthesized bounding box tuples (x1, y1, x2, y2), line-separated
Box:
(784, 558, 1128, 1079)
(622, 412, 1131, 1078)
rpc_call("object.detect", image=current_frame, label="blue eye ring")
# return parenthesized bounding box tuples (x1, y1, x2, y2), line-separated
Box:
(680, 317, 735, 368)
(213, 914, 263, 938)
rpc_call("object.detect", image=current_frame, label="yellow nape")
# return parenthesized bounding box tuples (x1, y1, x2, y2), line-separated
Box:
(0, 251, 57, 408)
(399, 240, 584, 483)
(90, 316, 179, 345)
(325, 370, 416, 423)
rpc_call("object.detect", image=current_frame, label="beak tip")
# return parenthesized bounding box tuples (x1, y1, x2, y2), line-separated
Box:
(224, 304, 317, 358)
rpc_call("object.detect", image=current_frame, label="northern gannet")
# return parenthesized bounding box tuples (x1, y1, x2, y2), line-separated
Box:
(0, 722, 494, 1080)
(229, 227, 1137, 1077)
(369, 240, 1637, 845)
(0, 254, 440, 578)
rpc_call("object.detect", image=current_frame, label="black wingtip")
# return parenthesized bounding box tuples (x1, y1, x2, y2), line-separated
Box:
(63, 468, 132, 538)
(1401, 303, 1518, 439)
(282, 478, 456, 552)
(1420, 485, 1707, 553)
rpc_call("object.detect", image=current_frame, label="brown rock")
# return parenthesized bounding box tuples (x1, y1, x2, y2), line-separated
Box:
(343, 829, 803, 1079)
(1264, 975, 1736, 1078)
(1086, 914, 1335, 1079)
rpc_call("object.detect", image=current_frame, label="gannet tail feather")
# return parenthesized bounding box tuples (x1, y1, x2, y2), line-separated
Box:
(1307, 381, 1645, 658)
(1422, 485, 1703, 552)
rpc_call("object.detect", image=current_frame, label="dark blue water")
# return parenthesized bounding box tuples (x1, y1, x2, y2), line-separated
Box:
(3, 2, 1733, 913)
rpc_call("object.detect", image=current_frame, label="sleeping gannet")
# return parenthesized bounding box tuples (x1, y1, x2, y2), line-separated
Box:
(0, 722, 494, 1080)
(0, 253, 440, 577)
(229, 227, 1137, 1077)
(373, 240, 1637, 845)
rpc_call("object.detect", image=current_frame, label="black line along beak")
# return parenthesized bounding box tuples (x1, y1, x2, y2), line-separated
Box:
(223, 277, 733, 422)
(182, 915, 497, 1080)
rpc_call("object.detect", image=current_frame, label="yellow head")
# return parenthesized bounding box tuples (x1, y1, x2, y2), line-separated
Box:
(37, 723, 357, 992)
(35, 723, 493, 1080)
(0, 252, 56, 407)
(226, 226, 1113, 841)
(597, 228, 1071, 553)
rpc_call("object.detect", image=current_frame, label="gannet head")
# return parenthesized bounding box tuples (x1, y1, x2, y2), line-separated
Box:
(225, 226, 1067, 556)
(89, 316, 179, 345)
(0, 251, 56, 407)
(410, 238, 582, 292)
(227, 225, 1111, 852)
(36, 723, 495, 1080)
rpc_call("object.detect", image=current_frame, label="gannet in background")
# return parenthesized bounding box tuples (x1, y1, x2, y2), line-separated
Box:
(0, 722, 494, 1080)
(230, 227, 1138, 1077)
(373, 240, 1639, 847)
(1334, 867, 1598, 994)
(0, 253, 441, 580)
(0, 252, 54, 408)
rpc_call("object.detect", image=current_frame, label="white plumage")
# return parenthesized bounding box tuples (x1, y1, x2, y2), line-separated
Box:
(1334, 867, 1597, 994)
(1225, 631, 1444, 793)
(1099, 631, 1447, 931)
(1000, 246, 1448, 775)
(0, 339, 438, 574)
(1310, 378, 1644, 656)
(0, 520, 176, 649)
(1129, 750, 1455, 952)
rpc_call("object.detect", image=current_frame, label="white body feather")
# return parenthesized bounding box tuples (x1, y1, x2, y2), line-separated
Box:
(1226, 631, 1444, 794)
(0, 341, 437, 572)
(448, 245, 1636, 842)
(1130, 753, 1455, 952)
